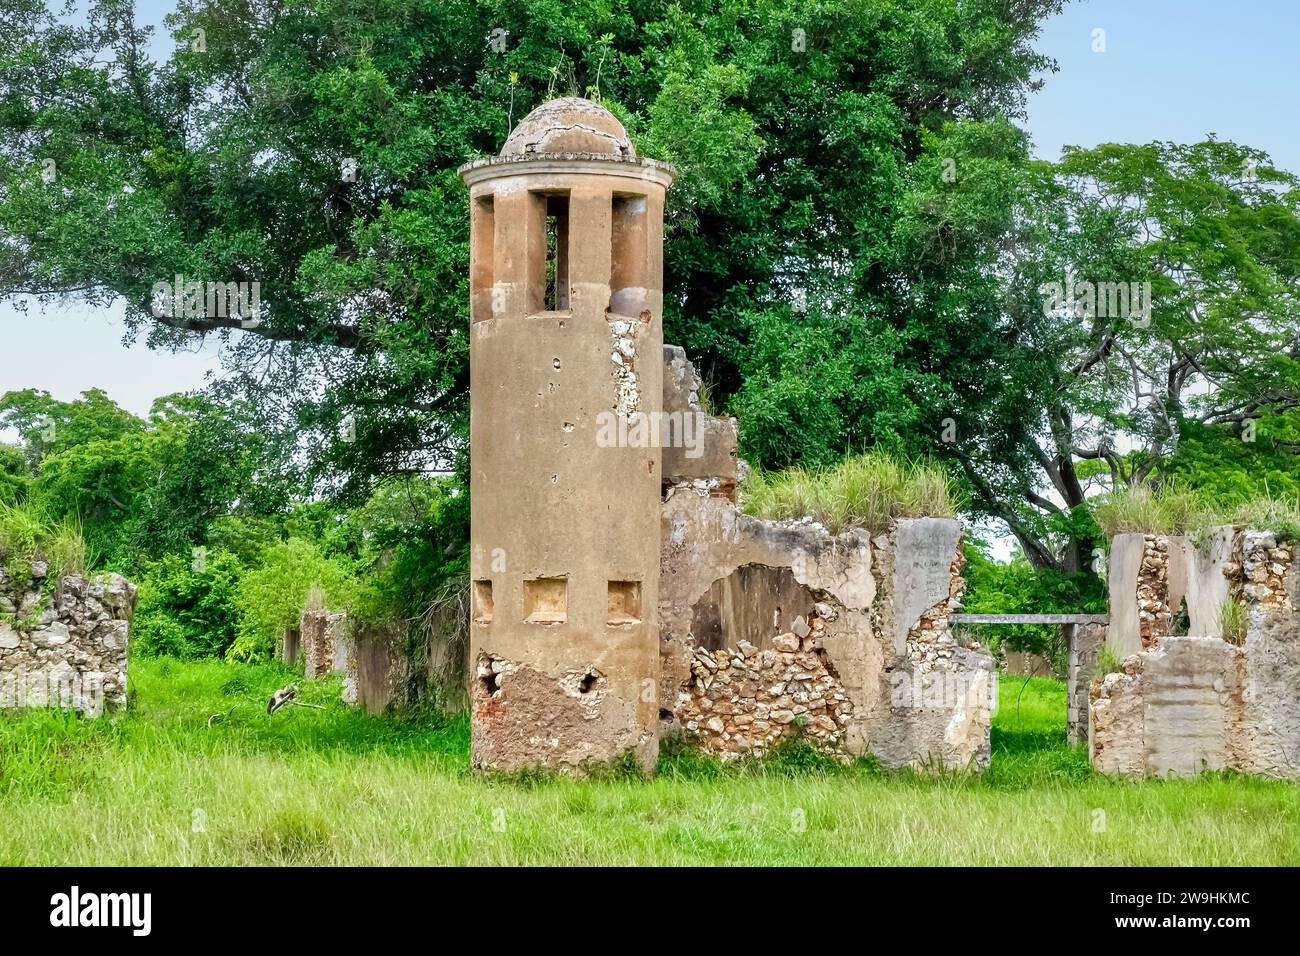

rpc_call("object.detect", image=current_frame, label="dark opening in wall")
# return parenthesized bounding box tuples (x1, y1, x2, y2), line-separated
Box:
(470, 195, 495, 322)
(524, 577, 567, 625)
(610, 193, 648, 317)
(690, 564, 816, 652)
(579, 670, 600, 694)
(542, 194, 570, 312)
(607, 580, 642, 625)
(1172, 596, 1190, 635)
(473, 580, 494, 625)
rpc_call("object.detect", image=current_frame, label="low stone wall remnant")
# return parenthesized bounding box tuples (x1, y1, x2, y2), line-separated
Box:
(0, 561, 136, 717)
(1091, 527, 1300, 778)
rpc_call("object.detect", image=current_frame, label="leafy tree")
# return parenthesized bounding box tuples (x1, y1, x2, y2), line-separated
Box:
(3, 388, 287, 569)
(132, 549, 244, 658)
(228, 537, 357, 662)
(1164, 413, 1300, 504)
(921, 139, 1300, 570)
(0, 388, 143, 465)
(0, 443, 30, 503)
(0, 0, 1065, 499)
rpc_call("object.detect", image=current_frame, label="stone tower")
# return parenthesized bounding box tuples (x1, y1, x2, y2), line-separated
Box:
(458, 98, 676, 773)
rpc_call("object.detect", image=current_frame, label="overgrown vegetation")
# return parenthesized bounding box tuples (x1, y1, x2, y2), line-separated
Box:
(1093, 483, 1205, 537)
(1, 659, 1295, 865)
(0, 499, 86, 584)
(742, 451, 960, 533)
(1094, 645, 1124, 678)
(1094, 482, 1300, 542)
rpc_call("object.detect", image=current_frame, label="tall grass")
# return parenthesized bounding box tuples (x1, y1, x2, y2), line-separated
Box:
(1094, 482, 1300, 542)
(1093, 482, 1206, 537)
(1218, 495, 1300, 542)
(0, 499, 87, 581)
(0, 658, 1296, 865)
(742, 451, 960, 534)
(1094, 644, 1124, 677)
(1218, 596, 1248, 646)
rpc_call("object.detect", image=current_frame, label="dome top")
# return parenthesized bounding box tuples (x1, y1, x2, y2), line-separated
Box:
(501, 97, 635, 159)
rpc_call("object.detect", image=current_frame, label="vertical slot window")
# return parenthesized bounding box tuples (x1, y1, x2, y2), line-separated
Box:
(529, 192, 570, 313)
(610, 194, 648, 317)
(471, 195, 495, 322)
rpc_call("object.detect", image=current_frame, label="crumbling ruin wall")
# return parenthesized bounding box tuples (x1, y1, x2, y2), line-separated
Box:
(0, 561, 135, 717)
(660, 348, 993, 770)
(1090, 527, 1300, 778)
(1067, 621, 1107, 744)
(344, 620, 412, 715)
(301, 609, 349, 680)
(1108, 533, 1174, 654)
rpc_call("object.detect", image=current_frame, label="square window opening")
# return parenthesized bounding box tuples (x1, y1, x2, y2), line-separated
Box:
(524, 577, 568, 625)
(607, 580, 642, 625)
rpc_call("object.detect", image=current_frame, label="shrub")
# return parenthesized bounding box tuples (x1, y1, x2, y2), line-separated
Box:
(132, 550, 244, 659)
(227, 538, 356, 662)
(741, 450, 960, 533)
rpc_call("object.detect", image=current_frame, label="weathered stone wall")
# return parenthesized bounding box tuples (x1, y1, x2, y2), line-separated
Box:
(301, 609, 349, 680)
(0, 562, 135, 717)
(1066, 621, 1107, 744)
(1003, 650, 1057, 679)
(343, 620, 411, 715)
(660, 351, 993, 770)
(1091, 528, 1300, 778)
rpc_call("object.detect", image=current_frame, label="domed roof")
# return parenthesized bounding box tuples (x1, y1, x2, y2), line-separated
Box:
(500, 97, 635, 159)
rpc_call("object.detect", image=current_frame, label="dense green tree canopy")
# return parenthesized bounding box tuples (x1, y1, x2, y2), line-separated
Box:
(1, 0, 1064, 496)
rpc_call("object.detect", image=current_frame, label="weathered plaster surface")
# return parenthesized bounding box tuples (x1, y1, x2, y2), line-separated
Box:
(1092, 528, 1300, 778)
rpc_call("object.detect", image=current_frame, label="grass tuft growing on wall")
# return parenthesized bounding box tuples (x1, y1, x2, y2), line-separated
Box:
(1218, 596, 1248, 646)
(0, 499, 87, 582)
(1218, 495, 1300, 542)
(741, 451, 960, 533)
(1094, 483, 1300, 542)
(1094, 644, 1124, 677)
(1093, 482, 1206, 537)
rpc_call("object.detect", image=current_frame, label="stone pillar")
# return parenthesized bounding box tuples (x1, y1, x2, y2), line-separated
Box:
(459, 98, 677, 773)
(1067, 621, 1107, 744)
(302, 609, 349, 679)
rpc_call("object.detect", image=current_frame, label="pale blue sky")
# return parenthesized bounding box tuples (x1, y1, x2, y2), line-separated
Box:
(3, 0, 1298, 426)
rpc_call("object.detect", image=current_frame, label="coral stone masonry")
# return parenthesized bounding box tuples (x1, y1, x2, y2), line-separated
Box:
(0, 561, 136, 717)
(1090, 527, 1300, 778)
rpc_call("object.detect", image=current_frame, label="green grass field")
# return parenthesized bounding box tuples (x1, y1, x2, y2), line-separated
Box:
(1, 659, 1296, 865)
